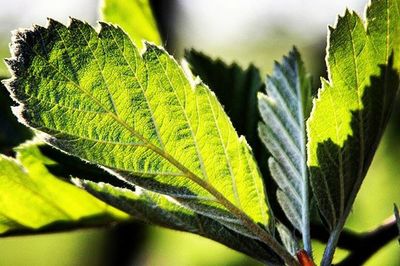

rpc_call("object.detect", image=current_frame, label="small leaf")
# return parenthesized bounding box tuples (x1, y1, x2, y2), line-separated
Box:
(258, 48, 312, 253)
(4, 19, 271, 242)
(276, 222, 298, 256)
(101, 0, 161, 48)
(76, 179, 282, 265)
(0, 141, 127, 236)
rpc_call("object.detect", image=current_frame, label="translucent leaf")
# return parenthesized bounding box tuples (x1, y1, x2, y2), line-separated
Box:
(258, 48, 312, 253)
(306, 0, 400, 264)
(101, 0, 161, 48)
(184, 50, 264, 152)
(0, 141, 127, 236)
(3, 18, 280, 251)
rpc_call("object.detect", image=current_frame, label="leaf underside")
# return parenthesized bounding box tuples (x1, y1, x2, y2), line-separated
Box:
(0, 142, 127, 235)
(76, 179, 282, 264)
(307, 0, 400, 231)
(4, 18, 270, 238)
(258, 48, 312, 250)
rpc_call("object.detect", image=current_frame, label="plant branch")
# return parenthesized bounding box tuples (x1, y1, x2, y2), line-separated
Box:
(336, 217, 398, 266)
(311, 216, 398, 265)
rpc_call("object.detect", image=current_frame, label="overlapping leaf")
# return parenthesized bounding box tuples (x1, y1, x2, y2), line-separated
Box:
(307, 0, 400, 264)
(258, 48, 312, 252)
(0, 142, 127, 235)
(75, 179, 282, 264)
(101, 0, 161, 48)
(184, 51, 276, 205)
(307, 0, 400, 231)
(184, 50, 264, 151)
(4, 19, 271, 240)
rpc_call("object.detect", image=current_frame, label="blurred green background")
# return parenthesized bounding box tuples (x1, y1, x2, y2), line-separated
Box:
(0, 0, 399, 265)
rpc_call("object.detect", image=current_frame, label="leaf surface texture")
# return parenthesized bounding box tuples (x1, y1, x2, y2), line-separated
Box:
(258, 48, 312, 251)
(307, 0, 400, 231)
(76, 179, 282, 264)
(0, 142, 127, 235)
(5, 19, 270, 236)
(101, 0, 161, 48)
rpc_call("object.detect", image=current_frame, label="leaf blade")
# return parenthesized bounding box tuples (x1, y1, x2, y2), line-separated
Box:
(0, 142, 127, 236)
(76, 179, 282, 265)
(101, 0, 161, 48)
(4, 18, 270, 239)
(306, 0, 400, 264)
(258, 48, 312, 253)
(307, 0, 400, 230)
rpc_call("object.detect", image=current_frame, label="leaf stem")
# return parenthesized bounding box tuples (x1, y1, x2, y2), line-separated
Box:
(310, 217, 397, 266)
(312, 216, 397, 266)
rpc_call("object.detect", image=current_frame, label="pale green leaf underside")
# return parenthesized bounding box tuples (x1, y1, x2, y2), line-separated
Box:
(276, 222, 298, 256)
(101, 0, 161, 49)
(5, 19, 269, 233)
(0, 142, 127, 235)
(307, 0, 400, 230)
(258, 49, 312, 243)
(76, 179, 281, 264)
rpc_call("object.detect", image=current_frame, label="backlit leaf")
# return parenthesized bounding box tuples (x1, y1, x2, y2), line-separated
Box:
(0, 141, 127, 236)
(306, 0, 400, 264)
(4, 18, 272, 242)
(184, 50, 264, 152)
(101, 0, 161, 48)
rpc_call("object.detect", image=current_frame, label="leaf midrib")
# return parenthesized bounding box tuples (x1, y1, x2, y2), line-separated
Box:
(11, 21, 302, 265)
(23, 27, 271, 236)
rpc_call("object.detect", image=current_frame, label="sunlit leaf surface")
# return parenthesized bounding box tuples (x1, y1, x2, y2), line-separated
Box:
(0, 142, 127, 235)
(4, 18, 270, 239)
(101, 0, 161, 48)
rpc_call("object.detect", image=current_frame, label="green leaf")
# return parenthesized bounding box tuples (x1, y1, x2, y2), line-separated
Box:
(3, 18, 283, 252)
(306, 0, 400, 264)
(101, 0, 161, 48)
(75, 179, 282, 265)
(184, 50, 264, 151)
(276, 222, 298, 256)
(258, 48, 312, 253)
(183, 50, 279, 214)
(0, 141, 128, 236)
